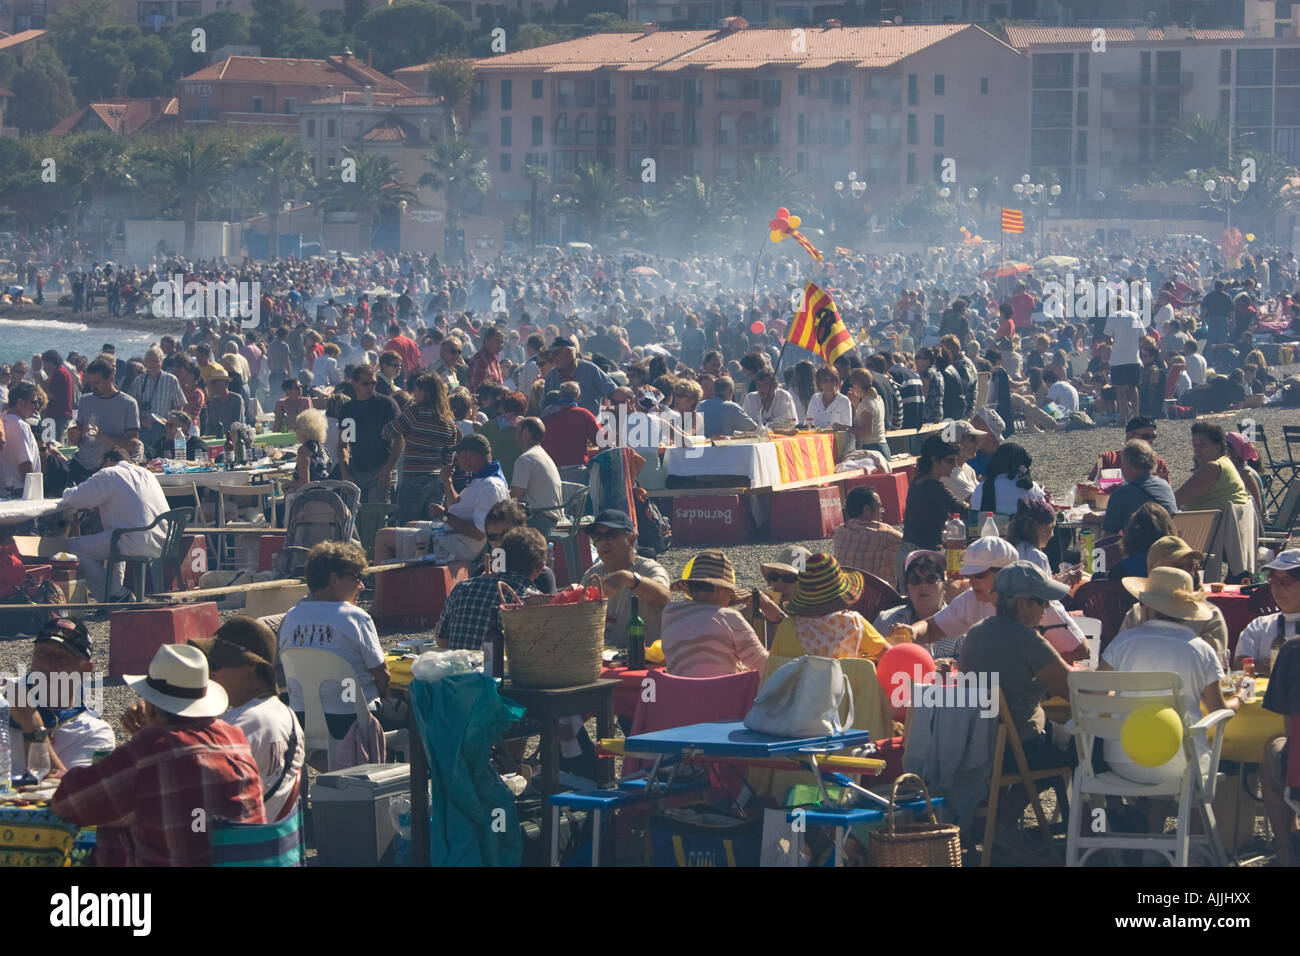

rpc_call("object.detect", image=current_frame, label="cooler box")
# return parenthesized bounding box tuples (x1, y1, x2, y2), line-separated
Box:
(768, 486, 842, 541)
(669, 495, 750, 546)
(310, 762, 410, 866)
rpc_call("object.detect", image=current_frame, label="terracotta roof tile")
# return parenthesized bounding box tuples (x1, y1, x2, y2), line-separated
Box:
(361, 116, 422, 141)
(1004, 26, 1246, 47)
(305, 90, 441, 106)
(180, 55, 412, 94)
(0, 29, 46, 51)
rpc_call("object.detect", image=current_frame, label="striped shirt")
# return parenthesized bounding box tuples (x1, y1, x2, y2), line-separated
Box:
(660, 602, 768, 678)
(382, 405, 458, 475)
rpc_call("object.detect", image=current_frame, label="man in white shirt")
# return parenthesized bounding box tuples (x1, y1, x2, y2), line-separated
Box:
(0, 382, 40, 497)
(190, 617, 305, 821)
(741, 370, 798, 428)
(1042, 369, 1079, 414)
(1234, 551, 1300, 674)
(7, 618, 115, 778)
(1183, 339, 1208, 386)
(429, 432, 510, 563)
(1105, 308, 1147, 422)
(510, 416, 564, 536)
(1152, 289, 1175, 338)
(63, 448, 170, 601)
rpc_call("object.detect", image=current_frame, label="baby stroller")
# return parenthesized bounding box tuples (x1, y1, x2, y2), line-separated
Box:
(273, 480, 362, 579)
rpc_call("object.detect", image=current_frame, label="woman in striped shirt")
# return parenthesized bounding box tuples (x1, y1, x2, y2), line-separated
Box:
(381, 373, 459, 524)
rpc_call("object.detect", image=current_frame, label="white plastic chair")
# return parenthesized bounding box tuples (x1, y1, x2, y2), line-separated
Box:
(279, 647, 406, 771)
(1075, 616, 1102, 670)
(1064, 670, 1234, 867)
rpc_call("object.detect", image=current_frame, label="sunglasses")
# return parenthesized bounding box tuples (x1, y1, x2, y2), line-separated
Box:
(356, 379, 376, 387)
(908, 574, 941, 586)
(687, 582, 717, 593)
(589, 529, 625, 541)
(764, 572, 799, 584)
(1135, 432, 1157, 442)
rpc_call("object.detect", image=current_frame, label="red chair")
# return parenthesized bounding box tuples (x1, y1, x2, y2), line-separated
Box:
(1068, 578, 1137, 651)
(845, 568, 904, 626)
(624, 670, 761, 778)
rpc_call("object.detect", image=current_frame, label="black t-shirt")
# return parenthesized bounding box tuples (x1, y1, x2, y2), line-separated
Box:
(339, 394, 399, 471)
(902, 476, 965, 549)
(1202, 290, 1233, 322)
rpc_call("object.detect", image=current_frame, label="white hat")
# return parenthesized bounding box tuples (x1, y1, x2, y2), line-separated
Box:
(960, 536, 1018, 575)
(1263, 549, 1300, 573)
(972, 407, 1005, 440)
(124, 644, 229, 718)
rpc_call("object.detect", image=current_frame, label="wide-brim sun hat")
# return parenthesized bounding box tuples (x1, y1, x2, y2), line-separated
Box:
(671, 549, 739, 597)
(760, 544, 811, 578)
(787, 553, 864, 616)
(1123, 567, 1213, 622)
(124, 644, 229, 718)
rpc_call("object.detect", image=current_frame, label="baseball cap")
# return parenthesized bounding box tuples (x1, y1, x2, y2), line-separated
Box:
(35, 618, 91, 660)
(960, 536, 1019, 575)
(995, 561, 1071, 601)
(589, 509, 635, 533)
(972, 407, 1005, 440)
(1263, 549, 1300, 573)
(949, 420, 987, 441)
(456, 433, 492, 456)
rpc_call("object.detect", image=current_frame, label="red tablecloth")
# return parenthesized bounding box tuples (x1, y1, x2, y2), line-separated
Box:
(1206, 588, 1253, 655)
(599, 663, 667, 719)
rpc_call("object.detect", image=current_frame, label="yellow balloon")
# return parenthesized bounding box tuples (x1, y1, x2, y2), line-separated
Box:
(1246, 233, 1256, 242)
(769, 229, 785, 243)
(788, 215, 801, 229)
(1120, 703, 1184, 767)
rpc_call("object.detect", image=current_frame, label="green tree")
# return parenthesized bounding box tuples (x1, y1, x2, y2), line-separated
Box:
(1222, 151, 1300, 240)
(1158, 115, 1249, 181)
(523, 162, 549, 251)
(615, 194, 666, 251)
(251, 0, 328, 57)
(565, 162, 622, 239)
(0, 138, 50, 232)
(9, 49, 76, 133)
(323, 148, 416, 250)
(138, 132, 234, 256)
(245, 133, 314, 258)
(166, 10, 251, 80)
(664, 175, 739, 251)
(343, 0, 370, 31)
(419, 136, 491, 255)
(48, 0, 115, 63)
(352, 2, 467, 73)
(424, 56, 475, 135)
(725, 157, 815, 234)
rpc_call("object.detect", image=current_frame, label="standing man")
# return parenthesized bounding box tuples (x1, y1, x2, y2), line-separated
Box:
(384, 321, 421, 379)
(0, 383, 40, 498)
(339, 364, 400, 504)
(1200, 279, 1234, 347)
(543, 337, 616, 416)
(66, 357, 141, 482)
(200, 367, 245, 438)
(468, 325, 505, 389)
(1010, 282, 1037, 332)
(130, 346, 185, 451)
(1105, 308, 1146, 423)
(510, 416, 563, 537)
(40, 349, 76, 441)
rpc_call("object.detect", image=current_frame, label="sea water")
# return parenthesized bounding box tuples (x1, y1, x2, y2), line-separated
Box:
(0, 317, 157, 365)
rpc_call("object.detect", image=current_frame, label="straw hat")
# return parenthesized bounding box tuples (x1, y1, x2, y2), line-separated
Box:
(1122, 567, 1213, 622)
(786, 553, 864, 616)
(671, 549, 739, 597)
(1147, 535, 1203, 570)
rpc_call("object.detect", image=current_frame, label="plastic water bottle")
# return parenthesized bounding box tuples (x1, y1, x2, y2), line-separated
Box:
(394, 810, 412, 866)
(174, 430, 187, 462)
(0, 693, 11, 794)
(981, 512, 999, 538)
(1081, 530, 1095, 575)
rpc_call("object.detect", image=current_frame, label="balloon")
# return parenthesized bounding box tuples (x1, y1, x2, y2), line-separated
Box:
(776, 206, 790, 219)
(749, 320, 766, 335)
(776, 216, 790, 231)
(876, 643, 936, 712)
(1120, 703, 1183, 767)
(769, 230, 785, 243)
(1246, 233, 1256, 242)
(788, 215, 801, 229)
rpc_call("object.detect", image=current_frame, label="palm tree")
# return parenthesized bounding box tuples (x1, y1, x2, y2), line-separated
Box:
(425, 56, 475, 136)
(245, 133, 314, 258)
(566, 162, 622, 239)
(615, 194, 666, 250)
(523, 162, 549, 251)
(418, 135, 491, 259)
(1230, 151, 1300, 240)
(322, 148, 416, 251)
(663, 175, 739, 251)
(726, 157, 815, 233)
(137, 132, 234, 256)
(1159, 116, 1252, 181)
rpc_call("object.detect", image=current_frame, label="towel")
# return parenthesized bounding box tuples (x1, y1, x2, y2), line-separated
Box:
(332, 711, 386, 771)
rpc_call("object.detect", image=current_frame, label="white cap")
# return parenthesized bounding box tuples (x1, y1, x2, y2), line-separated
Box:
(960, 536, 1019, 575)
(972, 407, 1005, 440)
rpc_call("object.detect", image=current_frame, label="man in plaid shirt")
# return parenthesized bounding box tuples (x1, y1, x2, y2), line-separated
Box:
(437, 526, 547, 650)
(53, 644, 264, 866)
(832, 486, 903, 586)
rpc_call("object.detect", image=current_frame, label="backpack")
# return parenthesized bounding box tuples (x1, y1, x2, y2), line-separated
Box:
(633, 485, 672, 557)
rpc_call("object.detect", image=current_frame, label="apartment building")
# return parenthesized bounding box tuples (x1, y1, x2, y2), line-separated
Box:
(177, 53, 414, 131)
(1002, 24, 1300, 202)
(463, 21, 1027, 226)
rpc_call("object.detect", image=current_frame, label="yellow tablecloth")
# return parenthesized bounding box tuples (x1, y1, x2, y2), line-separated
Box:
(1213, 679, 1287, 764)
(771, 433, 837, 484)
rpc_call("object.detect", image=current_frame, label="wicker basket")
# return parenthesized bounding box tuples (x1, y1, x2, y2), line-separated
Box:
(498, 583, 607, 689)
(868, 773, 962, 867)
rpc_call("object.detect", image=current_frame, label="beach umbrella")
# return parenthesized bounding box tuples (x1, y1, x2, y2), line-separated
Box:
(628, 266, 660, 277)
(1034, 255, 1079, 270)
(981, 261, 1032, 280)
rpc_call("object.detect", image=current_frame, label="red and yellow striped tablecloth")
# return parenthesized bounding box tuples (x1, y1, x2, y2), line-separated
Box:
(771, 433, 837, 484)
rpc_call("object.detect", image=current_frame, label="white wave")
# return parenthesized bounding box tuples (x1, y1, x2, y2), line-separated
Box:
(0, 317, 90, 332)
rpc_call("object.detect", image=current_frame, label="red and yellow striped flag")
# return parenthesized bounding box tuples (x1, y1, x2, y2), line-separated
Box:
(1001, 208, 1025, 234)
(788, 282, 854, 364)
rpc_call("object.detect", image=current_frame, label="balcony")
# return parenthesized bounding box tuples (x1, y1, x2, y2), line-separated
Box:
(828, 129, 850, 148)
(661, 129, 681, 145)
(556, 93, 595, 108)
(762, 129, 779, 146)
(1031, 112, 1074, 128)
(597, 131, 615, 147)
(762, 92, 781, 109)
(1101, 71, 1193, 89)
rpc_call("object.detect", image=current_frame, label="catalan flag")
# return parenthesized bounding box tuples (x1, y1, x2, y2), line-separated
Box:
(788, 282, 855, 365)
(1001, 207, 1025, 234)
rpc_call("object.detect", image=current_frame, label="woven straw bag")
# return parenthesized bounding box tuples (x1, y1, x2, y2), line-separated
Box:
(868, 773, 962, 867)
(498, 582, 606, 689)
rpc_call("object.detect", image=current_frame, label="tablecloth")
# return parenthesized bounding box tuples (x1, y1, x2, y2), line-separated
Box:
(1206, 588, 1253, 651)
(0, 498, 63, 526)
(154, 463, 294, 489)
(663, 434, 837, 488)
(0, 804, 93, 866)
(1214, 678, 1287, 764)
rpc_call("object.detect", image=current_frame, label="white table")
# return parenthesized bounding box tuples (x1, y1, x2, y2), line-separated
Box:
(154, 464, 294, 490)
(663, 441, 782, 486)
(0, 498, 64, 527)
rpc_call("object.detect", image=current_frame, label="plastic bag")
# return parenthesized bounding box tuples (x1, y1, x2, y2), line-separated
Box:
(549, 584, 603, 605)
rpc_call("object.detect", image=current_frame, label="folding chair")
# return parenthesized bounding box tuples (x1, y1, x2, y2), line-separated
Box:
(104, 507, 193, 602)
(546, 483, 589, 586)
(1075, 616, 1102, 669)
(1171, 510, 1222, 560)
(215, 483, 275, 569)
(1259, 480, 1300, 544)
(1064, 670, 1233, 867)
(976, 689, 1072, 867)
(1251, 424, 1296, 498)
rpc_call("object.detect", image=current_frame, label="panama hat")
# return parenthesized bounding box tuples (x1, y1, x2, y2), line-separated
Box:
(760, 545, 811, 578)
(671, 549, 739, 597)
(124, 644, 229, 718)
(786, 553, 864, 616)
(1123, 567, 1213, 623)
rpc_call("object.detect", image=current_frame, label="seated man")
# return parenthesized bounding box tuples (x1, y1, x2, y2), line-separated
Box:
(428, 433, 510, 563)
(510, 416, 564, 537)
(148, 410, 207, 461)
(1087, 415, 1171, 482)
(274, 377, 313, 433)
(1261, 638, 1300, 866)
(697, 376, 758, 437)
(200, 366, 245, 438)
(437, 526, 548, 650)
(6, 618, 115, 778)
(832, 486, 903, 585)
(52, 643, 265, 866)
(1091, 439, 1178, 534)
(1235, 550, 1300, 675)
(278, 541, 391, 741)
(582, 509, 672, 650)
(958, 562, 1077, 773)
(63, 447, 170, 602)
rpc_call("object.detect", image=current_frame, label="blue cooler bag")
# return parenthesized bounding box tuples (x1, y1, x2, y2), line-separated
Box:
(650, 804, 761, 867)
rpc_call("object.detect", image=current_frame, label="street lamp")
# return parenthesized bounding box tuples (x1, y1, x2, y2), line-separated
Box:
(1012, 177, 1061, 253)
(938, 185, 980, 240)
(1203, 175, 1250, 231)
(833, 171, 867, 235)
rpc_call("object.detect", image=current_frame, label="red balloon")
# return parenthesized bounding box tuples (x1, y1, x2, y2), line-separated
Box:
(768, 218, 781, 230)
(776, 216, 791, 231)
(776, 206, 790, 219)
(876, 643, 936, 711)
(749, 320, 766, 335)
